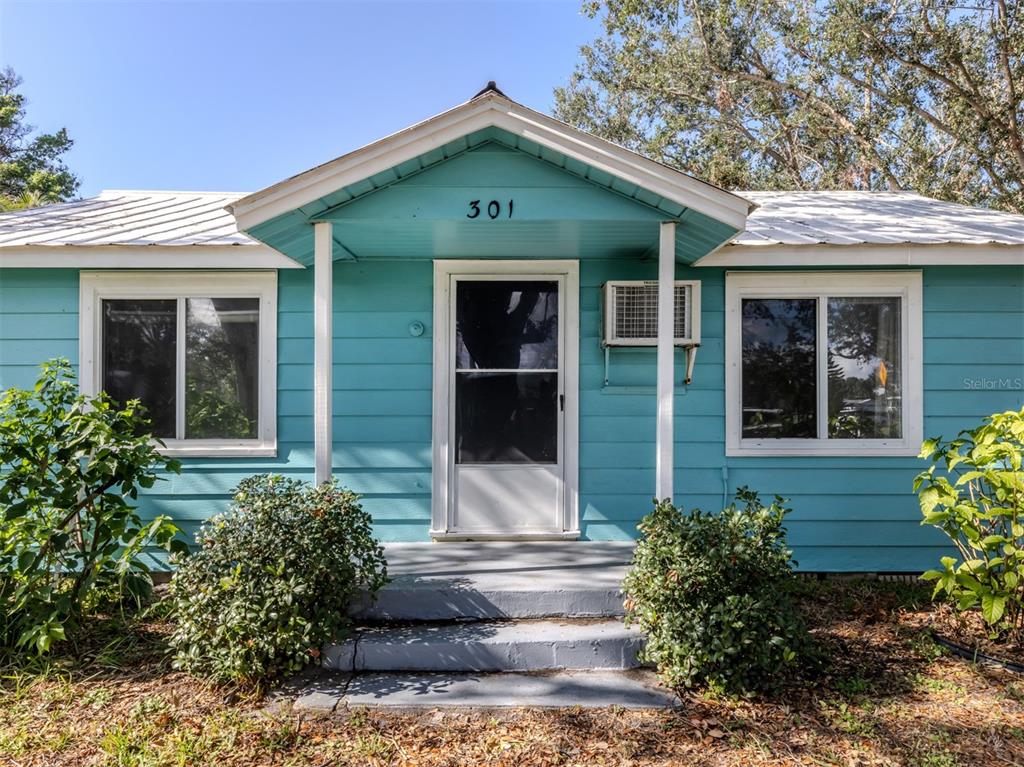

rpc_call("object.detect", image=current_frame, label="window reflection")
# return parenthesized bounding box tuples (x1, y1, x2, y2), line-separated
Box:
(456, 372, 558, 464)
(456, 281, 558, 370)
(185, 298, 259, 439)
(827, 297, 902, 439)
(102, 299, 177, 437)
(741, 298, 817, 439)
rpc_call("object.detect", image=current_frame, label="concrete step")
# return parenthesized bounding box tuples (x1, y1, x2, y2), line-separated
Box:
(324, 619, 645, 672)
(351, 541, 634, 621)
(284, 670, 677, 711)
(351, 581, 624, 621)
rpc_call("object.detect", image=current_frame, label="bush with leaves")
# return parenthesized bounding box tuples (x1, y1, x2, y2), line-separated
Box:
(917, 407, 1024, 640)
(0, 359, 183, 655)
(623, 489, 813, 695)
(169, 475, 388, 684)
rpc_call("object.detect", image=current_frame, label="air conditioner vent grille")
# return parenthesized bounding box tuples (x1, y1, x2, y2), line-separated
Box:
(603, 281, 700, 346)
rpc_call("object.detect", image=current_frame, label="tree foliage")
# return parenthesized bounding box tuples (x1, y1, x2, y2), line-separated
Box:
(556, 0, 1024, 211)
(0, 360, 183, 655)
(0, 67, 79, 210)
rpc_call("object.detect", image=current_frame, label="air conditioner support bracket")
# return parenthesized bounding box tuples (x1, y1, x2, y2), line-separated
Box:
(683, 344, 699, 386)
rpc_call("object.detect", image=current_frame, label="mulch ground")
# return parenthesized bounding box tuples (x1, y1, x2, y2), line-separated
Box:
(2, 579, 1023, 767)
(928, 602, 1024, 666)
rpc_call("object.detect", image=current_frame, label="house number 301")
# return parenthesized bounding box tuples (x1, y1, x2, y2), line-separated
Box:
(467, 199, 514, 219)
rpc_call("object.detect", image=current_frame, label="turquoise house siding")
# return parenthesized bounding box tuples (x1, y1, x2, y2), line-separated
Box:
(0, 269, 80, 388)
(0, 263, 1021, 570)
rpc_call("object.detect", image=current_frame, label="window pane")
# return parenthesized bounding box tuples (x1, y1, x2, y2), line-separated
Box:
(185, 298, 259, 439)
(456, 281, 558, 370)
(456, 371, 557, 463)
(827, 297, 902, 439)
(741, 298, 817, 439)
(102, 299, 177, 438)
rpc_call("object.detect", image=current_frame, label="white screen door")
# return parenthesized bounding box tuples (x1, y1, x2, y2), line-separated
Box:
(448, 274, 565, 534)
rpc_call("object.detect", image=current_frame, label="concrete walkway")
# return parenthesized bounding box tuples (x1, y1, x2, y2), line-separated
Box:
(287, 670, 677, 711)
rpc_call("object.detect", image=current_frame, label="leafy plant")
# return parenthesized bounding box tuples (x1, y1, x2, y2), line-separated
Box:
(917, 407, 1024, 640)
(623, 489, 814, 695)
(0, 359, 183, 655)
(169, 475, 388, 684)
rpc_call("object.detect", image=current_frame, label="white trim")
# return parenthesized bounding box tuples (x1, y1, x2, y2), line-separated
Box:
(603, 279, 702, 346)
(430, 259, 580, 538)
(1, 245, 303, 269)
(430, 531, 582, 542)
(229, 93, 752, 232)
(655, 223, 675, 501)
(78, 270, 278, 457)
(313, 223, 333, 484)
(724, 271, 923, 457)
(695, 242, 1024, 267)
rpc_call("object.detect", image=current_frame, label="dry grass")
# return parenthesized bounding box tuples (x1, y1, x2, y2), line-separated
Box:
(2, 579, 1023, 766)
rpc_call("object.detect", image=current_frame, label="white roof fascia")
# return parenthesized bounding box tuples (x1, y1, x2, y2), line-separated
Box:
(693, 242, 1024, 267)
(0, 244, 304, 269)
(229, 93, 753, 232)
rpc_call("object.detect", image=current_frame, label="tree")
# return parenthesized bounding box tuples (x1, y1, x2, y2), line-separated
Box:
(0, 67, 79, 210)
(555, 0, 1024, 212)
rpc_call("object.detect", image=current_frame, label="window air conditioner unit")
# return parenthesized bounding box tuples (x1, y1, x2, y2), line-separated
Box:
(603, 280, 701, 347)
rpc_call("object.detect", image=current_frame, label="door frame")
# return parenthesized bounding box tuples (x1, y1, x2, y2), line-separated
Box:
(430, 259, 580, 539)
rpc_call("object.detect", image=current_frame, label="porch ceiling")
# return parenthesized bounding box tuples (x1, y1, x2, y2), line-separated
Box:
(234, 93, 751, 265)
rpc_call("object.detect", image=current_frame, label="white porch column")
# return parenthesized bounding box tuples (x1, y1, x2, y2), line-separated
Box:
(655, 221, 676, 502)
(314, 222, 333, 485)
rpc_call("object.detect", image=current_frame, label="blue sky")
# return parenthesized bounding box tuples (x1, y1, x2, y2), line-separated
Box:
(0, 1, 600, 197)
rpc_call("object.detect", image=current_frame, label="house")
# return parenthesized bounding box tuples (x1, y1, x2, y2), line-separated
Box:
(1, 84, 1022, 573)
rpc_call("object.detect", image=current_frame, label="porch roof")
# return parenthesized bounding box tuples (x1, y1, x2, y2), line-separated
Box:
(227, 88, 754, 266)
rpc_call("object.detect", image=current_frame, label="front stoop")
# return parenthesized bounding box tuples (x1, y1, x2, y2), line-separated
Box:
(324, 619, 645, 673)
(285, 670, 677, 711)
(350, 542, 634, 621)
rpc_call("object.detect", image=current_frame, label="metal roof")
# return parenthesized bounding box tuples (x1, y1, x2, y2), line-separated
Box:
(736, 191, 1024, 247)
(1, 189, 1023, 253)
(0, 190, 253, 248)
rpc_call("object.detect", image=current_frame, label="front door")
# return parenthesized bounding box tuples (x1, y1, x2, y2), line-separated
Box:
(446, 272, 566, 535)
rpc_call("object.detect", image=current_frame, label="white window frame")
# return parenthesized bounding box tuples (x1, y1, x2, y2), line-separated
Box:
(725, 271, 923, 457)
(79, 271, 277, 457)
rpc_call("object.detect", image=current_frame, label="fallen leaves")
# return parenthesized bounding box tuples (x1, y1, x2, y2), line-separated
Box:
(2, 580, 1024, 766)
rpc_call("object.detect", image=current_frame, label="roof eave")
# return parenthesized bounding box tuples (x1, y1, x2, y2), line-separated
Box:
(0, 243, 305, 269)
(693, 241, 1024, 267)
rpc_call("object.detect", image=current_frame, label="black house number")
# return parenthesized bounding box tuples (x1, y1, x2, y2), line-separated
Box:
(467, 199, 514, 219)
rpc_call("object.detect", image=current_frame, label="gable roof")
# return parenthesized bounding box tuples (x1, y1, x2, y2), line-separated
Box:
(228, 89, 754, 235)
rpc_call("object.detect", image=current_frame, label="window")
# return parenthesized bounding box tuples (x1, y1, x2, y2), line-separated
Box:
(725, 272, 922, 456)
(80, 272, 277, 456)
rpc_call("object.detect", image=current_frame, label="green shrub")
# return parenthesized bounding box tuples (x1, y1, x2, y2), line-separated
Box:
(623, 489, 813, 695)
(917, 407, 1024, 640)
(0, 359, 183, 655)
(169, 475, 388, 684)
